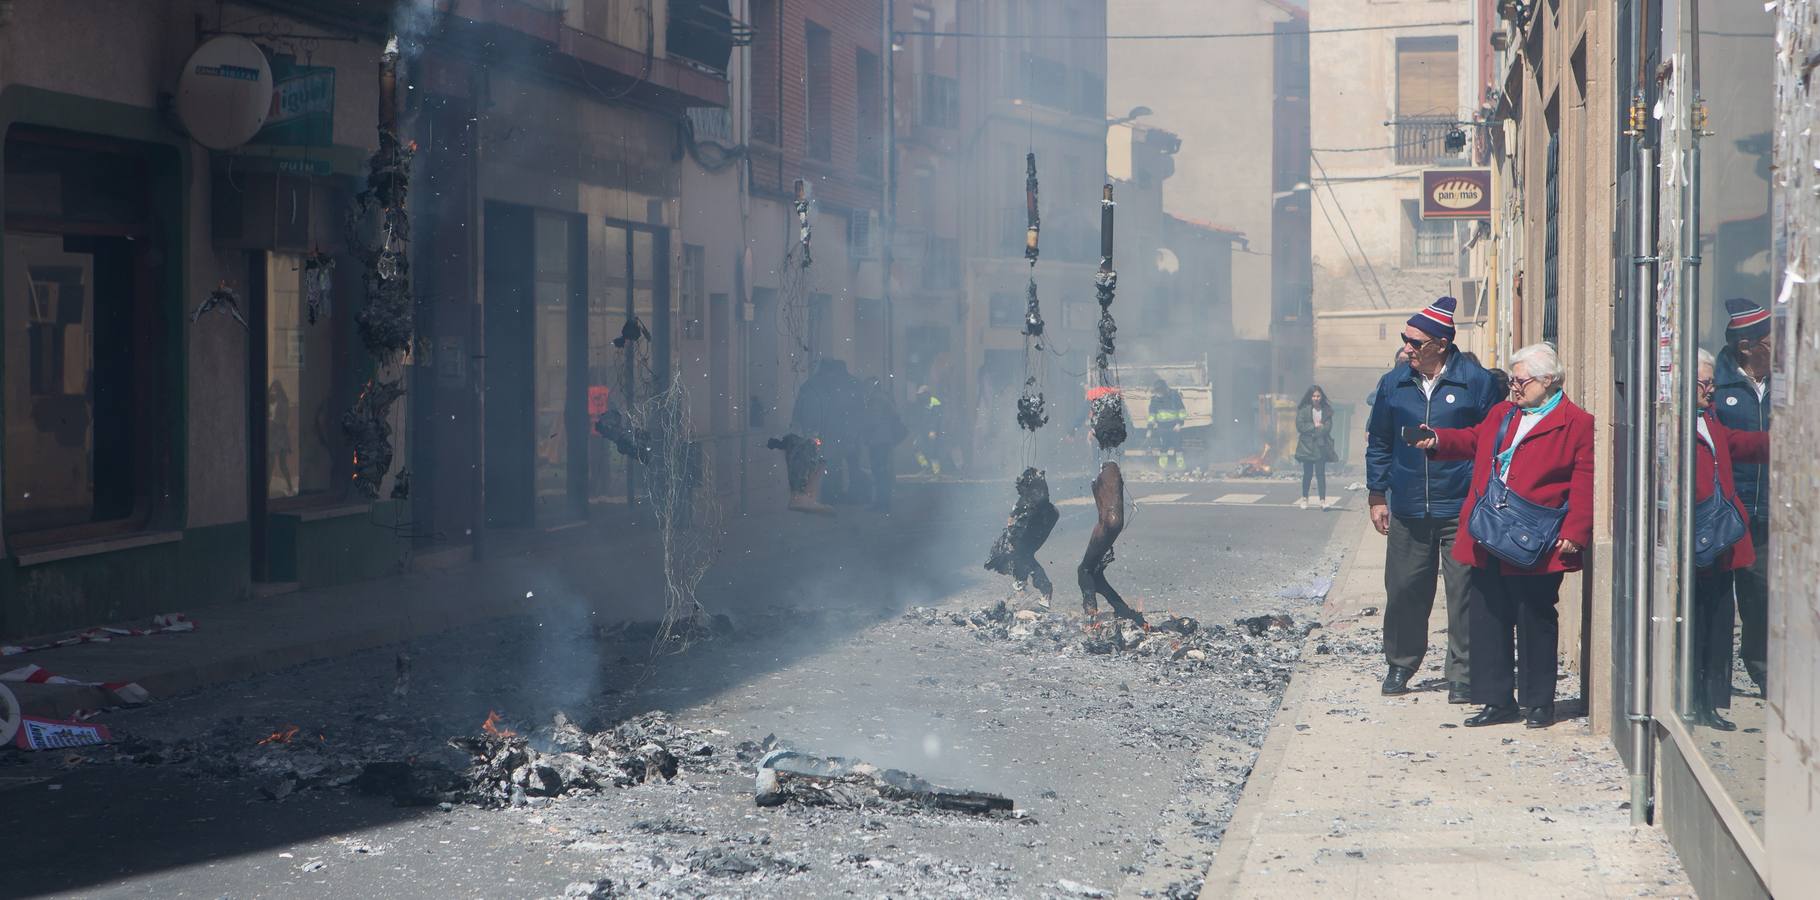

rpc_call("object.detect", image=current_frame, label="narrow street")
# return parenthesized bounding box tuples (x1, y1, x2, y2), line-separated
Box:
(2, 478, 1349, 899)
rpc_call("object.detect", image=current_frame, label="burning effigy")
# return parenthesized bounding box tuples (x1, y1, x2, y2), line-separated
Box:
(984, 467, 1060, 605)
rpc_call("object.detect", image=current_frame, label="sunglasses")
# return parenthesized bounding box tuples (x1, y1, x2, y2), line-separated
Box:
(1401, 335, 1431, 350)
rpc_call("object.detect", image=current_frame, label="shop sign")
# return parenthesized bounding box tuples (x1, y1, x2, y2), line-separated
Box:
(253, 59, 335, 147)
(1420, 169, 1491, 220)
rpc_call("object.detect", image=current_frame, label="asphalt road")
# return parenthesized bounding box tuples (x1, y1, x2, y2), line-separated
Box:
(1, 474, 1352, 899)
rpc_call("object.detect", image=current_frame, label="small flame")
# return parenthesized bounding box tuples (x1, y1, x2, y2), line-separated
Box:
(482, 710, 516, 739)
(258, 725, 301, 746)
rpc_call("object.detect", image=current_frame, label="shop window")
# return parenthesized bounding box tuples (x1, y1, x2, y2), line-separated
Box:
(3, 132, 172, 543)
(263, 252, 340, 502)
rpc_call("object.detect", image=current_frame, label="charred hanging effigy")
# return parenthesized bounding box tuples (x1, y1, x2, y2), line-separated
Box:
(1078, 183, 1139, 623)
(984, 467, 1061, 605)
(1017, 153, 1048, 433)
(1088, 184, 1126, 451)
(343, 38, 415, 500)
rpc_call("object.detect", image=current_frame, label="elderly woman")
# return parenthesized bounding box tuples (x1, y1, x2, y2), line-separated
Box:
(1413, 343, 1594, 728)
(1688, 349, 1770, 730)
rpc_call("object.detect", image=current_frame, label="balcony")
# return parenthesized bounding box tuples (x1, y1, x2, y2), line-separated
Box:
(1395, 116, 1458, 165)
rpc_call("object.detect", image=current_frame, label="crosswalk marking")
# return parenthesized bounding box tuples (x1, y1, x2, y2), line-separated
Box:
(1212, 493, 1266, 504)
(1135, 492, 1190, 504)
(1056, 497, 1093, 507)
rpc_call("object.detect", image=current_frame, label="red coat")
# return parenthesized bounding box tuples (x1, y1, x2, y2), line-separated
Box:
(1430, 397, 1595, 574)
(1695, 409, 1769, 572)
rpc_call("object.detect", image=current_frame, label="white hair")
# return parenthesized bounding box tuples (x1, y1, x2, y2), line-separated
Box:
(1510, 342, 1565, 386)
(1698, 348, 1716, 369)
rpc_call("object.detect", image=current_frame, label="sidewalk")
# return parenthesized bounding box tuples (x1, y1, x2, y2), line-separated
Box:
(1203, 516, 1693, 899)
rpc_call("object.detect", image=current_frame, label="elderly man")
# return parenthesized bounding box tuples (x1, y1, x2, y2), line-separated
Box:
(1365, 297, 1500, 699)
(1713, 298, 1774, 694)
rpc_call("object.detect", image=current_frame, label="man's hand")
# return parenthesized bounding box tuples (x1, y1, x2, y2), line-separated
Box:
(1369, 492, 1390, 536)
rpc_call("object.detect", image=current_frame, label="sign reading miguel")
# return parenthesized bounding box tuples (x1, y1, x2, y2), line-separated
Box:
(1420, 169, 1492, 220)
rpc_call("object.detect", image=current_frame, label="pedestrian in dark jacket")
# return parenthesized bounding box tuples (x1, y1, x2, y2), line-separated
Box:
(1712, 298, 1773, 694)
(1364, 296, 1501, 700)
(1689, 349, 1770, 729)
(1415, 342, 1593, 729)
(861, 377, 907, 512)
(1294, 385, 1337, 509)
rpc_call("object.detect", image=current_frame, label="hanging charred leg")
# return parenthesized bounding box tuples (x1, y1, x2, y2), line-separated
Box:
(768, 433, 832, 514)
(1078, 462, 1141, 622)
(985, 468, 1060, 605)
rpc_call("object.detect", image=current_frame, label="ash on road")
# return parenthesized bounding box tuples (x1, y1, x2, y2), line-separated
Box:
(0, 479, 1347, 899)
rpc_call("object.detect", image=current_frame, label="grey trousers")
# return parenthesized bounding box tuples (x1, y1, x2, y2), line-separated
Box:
(1384, 515, 1473, 685)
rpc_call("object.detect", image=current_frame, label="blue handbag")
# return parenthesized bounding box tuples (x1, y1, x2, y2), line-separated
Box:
(1467, 409, 1569, 570)
(1692, 427, 1749, 569)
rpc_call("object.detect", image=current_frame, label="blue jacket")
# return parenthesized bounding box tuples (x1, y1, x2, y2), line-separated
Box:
(1712, 347, 1770, 523)
(1365, 350, 1500, 519)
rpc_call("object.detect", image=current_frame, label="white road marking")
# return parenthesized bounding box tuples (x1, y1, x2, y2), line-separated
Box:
(1212, 493, 1266, 504)
(1056, 497, 1093, 507)
(1135, 492, 1191, 504)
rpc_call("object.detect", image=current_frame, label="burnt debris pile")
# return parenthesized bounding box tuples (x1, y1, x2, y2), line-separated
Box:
(751, 744, 1017, 818)
(906, 601, 1311, 687)
(447, 711, 728, 808)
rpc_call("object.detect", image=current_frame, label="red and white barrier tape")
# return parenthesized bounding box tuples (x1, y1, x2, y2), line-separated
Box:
(0, 664, 151, 705)
(0, 613, 193, 657)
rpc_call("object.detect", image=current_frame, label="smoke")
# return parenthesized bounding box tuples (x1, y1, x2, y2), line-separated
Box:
(391, 0, 440, 50)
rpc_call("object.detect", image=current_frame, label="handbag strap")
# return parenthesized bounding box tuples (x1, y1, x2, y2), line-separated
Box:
(1487, 408, 1520, 481)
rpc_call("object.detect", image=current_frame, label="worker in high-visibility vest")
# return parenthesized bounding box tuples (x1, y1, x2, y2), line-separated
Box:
(1146, 378, 1187, 470)
(912, 385, 946, 476)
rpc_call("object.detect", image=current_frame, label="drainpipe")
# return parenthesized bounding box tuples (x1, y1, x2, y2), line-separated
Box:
(1675, 109, 1701, 724)
(1629, 142, 1656, 827)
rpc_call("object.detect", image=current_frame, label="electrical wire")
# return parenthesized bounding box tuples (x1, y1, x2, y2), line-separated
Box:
(895, 20, 1471, 41)
(1309, 149, 1394, 309)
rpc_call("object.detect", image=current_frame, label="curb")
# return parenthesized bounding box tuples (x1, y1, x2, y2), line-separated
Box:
(1198, 516, 1374, 898)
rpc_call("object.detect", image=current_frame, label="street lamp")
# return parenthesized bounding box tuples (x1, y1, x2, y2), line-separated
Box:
(1107, 105, 1152, 127)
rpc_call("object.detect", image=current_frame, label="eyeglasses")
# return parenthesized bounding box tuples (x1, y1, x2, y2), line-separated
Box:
(1696, 378, 1715, 391)
(1400, 334, 1431, 350)
(1508, 376, 1538, 391)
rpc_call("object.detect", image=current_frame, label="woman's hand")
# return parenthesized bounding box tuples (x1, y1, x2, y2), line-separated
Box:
(1414, 437, 1438, 450)
(1556, 539, 1581, 555)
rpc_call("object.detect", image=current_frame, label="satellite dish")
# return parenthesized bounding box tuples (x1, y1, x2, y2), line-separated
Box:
(176, 36, 273, 150)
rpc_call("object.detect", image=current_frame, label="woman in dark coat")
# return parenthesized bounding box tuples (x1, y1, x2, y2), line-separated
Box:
(1688, 349, 1770, 730)
(1294, 385, 1338, 509)
(1414, 343, 1594, 729)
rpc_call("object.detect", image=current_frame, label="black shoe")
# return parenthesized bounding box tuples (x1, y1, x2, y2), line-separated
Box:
(1448, 683, 1471, 704)
(1381, 665, 1416, 696)
(1465, 704, 1520, 727)
(1524, 705, 1554, 729)
(1693, 707, 1738, 731)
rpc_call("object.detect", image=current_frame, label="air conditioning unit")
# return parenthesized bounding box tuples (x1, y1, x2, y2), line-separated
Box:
(849, 209, 880, 260)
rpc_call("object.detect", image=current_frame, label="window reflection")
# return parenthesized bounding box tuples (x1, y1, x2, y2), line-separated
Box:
(1676, 0, 1775, 837)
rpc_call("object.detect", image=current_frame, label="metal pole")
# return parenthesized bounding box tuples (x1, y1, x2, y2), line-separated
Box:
(469, 66, 488, 561)
(1630, 138, 1657, 826)
(1675, 116, 1700, 723)
(881, 0, 896, 379)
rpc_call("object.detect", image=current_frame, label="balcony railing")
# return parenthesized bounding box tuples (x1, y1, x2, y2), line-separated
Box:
(1395, 116, 1457, 165)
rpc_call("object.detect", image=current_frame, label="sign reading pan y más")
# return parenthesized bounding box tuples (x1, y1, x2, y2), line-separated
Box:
(1421, 169, 1491, 220)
